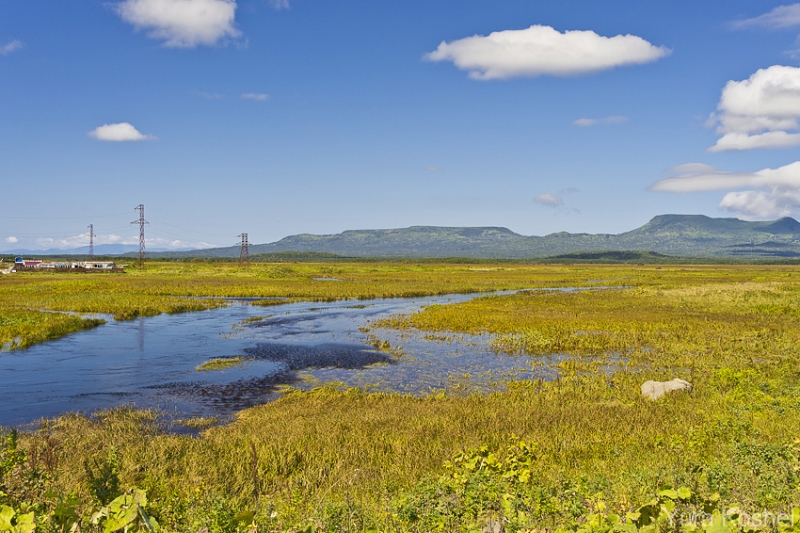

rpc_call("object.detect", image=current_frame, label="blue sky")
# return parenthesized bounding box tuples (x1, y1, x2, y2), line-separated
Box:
(3, 0, 800, 251)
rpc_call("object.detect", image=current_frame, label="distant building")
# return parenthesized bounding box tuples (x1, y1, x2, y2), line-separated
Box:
(11, 258, 123, 273)
(73, 261, 118, 270)
(15, 257, 42, 267)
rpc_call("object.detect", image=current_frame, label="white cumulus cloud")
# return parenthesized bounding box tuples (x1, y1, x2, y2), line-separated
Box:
(269, 0, 289, 9)
(0, 39, 24, 56)
(708, 65, 800, 151)
(241, 92, 269, 101)
(115, 0, 240, 48)
(719, 190, 797, 219)
(425, 25, 670, 80)
(732, 4, 800, 29)
(573, 116, 628, 126)
(649, 161, 800, 219)
(88, 122, 155, 142)
(5, 237, 18, 244)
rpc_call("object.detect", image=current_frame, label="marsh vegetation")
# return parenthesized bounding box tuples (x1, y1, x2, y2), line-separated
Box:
(1, 263, 800, 532)
(196, 357, 251, 372)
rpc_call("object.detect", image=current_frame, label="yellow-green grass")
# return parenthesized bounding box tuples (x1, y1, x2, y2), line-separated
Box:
(0, 309, 105, 349)
(173, 416, 222, 430)
(3, 264, 800, 531)
(7, 373, 798, 532)
(374, 279, 800, 372)
(195, 357, 250, 371)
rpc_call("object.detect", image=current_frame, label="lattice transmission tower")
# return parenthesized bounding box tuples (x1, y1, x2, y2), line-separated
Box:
(87, 224, 95, 259)
(131, 204, 149, 267)
(238, 233, 250, 266)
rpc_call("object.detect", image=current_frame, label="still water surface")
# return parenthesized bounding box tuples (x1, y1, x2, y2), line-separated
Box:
(0, 292, 553, 427)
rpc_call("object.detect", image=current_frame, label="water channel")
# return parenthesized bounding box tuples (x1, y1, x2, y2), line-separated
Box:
(0, 292, 557, 428)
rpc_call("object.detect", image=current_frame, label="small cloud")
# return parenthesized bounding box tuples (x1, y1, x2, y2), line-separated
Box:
(560, 187, 580, 194)
(114, 0, 240, 48)
(198, 91, 224, 99)
(241, 92, 269, 101)
(5, 236, 18, 244)
(731, 4, 800, 30)
(707, 65, 800, 152)
(425, 25, 670, 80)
(268, 0, 289, 9)
(534, 193, 563, 207)
(424, 166, 444, 172)
(88, 122, 155, 142)
(573, 116, 628, 126)
(0, 39, 24, 56)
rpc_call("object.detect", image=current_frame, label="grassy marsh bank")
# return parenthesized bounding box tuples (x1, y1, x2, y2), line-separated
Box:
(0, 309, 105, 350)
(0, 261, 612, 350)
(2, 264, 800, 531)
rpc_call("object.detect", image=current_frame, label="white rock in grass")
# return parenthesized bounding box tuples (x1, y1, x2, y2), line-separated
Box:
(641, 379, 692, 400)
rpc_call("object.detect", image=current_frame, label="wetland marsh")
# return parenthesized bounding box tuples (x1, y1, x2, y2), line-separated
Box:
(2, 262, 800, 532)
(0, 291, 548, 427)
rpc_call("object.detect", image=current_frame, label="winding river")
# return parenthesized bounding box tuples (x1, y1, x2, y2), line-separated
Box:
(0, 292, 553, 428)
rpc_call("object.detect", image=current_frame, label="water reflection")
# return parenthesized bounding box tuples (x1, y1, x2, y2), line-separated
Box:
(138, 316, 145, 353)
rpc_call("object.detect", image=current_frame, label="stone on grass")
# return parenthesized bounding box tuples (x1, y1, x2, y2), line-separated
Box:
(641, 379, 692, 400)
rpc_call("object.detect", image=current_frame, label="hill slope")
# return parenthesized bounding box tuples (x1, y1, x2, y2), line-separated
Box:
(153, 215, 800, 259)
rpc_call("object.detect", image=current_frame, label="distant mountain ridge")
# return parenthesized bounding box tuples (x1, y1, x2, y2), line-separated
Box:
(156, 215, 800, 259)
(6, 215, 800, 259)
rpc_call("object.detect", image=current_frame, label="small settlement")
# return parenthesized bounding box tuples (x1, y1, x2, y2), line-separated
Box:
(2, 257, 124, 274)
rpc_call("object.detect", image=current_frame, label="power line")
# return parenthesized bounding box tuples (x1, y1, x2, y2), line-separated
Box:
(237, 233, 250, 267)
(4, 209, 259, 252)
(131, 204, 149, 267)
(87, 224, 95, 259)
